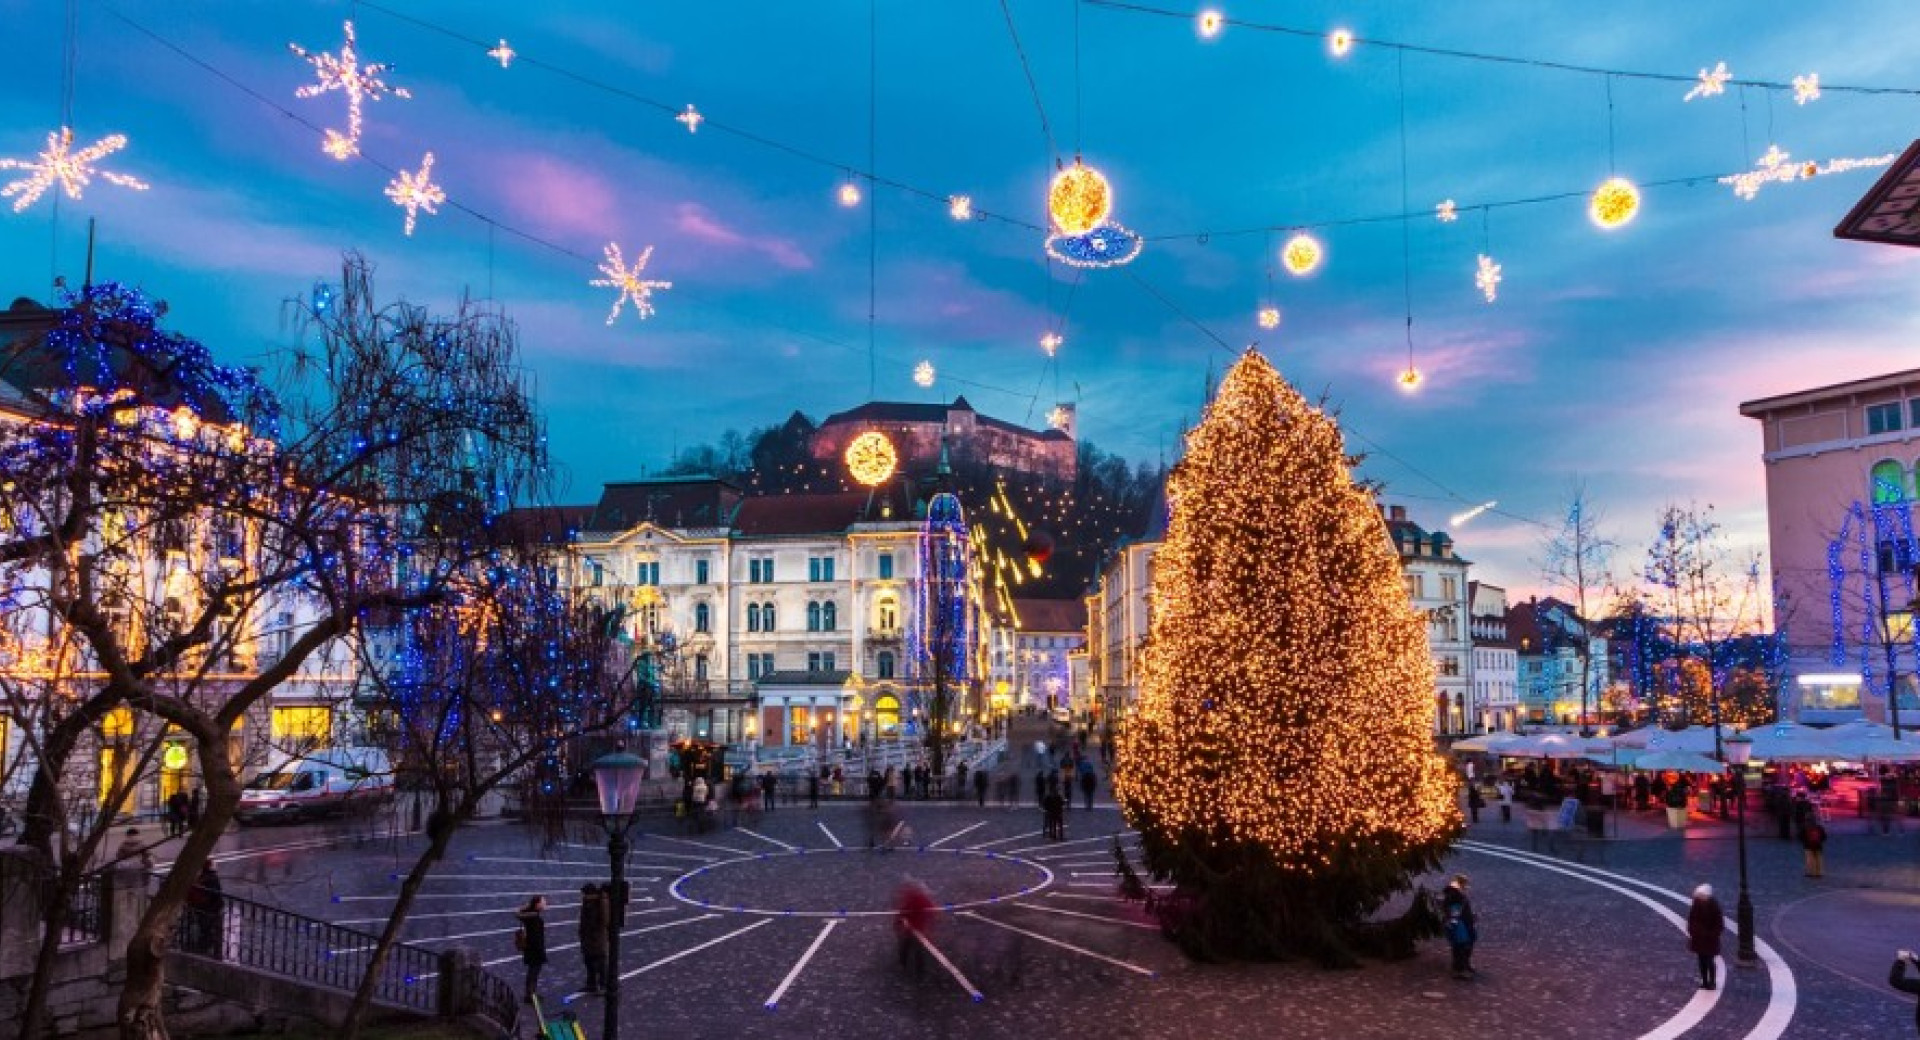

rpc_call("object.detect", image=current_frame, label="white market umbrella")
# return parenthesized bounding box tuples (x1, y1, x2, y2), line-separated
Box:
(1629, 750, 1729, 774)
(1612, 725, 1719, 754)
(1748, 722, 1838, 763)
(1453, 731, 1527, 754)
(1505, 733, 1614, 760)
(1814, 720, 1897, 744)
(1826, 735, 1920, 763)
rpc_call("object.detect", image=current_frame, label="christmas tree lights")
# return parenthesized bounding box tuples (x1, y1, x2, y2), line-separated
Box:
(1113, 350, 1459, 963)
(385, 152, 445, 236)
(0, 127, 149, 213)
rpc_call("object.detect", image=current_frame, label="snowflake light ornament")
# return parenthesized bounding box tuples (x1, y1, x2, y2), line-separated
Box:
(1436, 199, 1458, 223)
(1040, 331, 1063, 356)
(1793, 73, 1820, 105)
(385, 152, 445, 236)
(676, 104, 704, 134)
(1258, 307, 1281, 329)
(289, 21, 411, 161)
(590, 243, 673, 324)
(1684, 61, 1730, 102)
(488, 40, 516, 68)
(1475, 254, 1502, 303)
(913, 360, 936, 388)
(0, 127, 148, 213)
(948, 194, 973, 221)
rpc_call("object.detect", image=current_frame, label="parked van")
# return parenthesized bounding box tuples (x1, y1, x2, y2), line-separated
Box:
(237, 747, 395, 825)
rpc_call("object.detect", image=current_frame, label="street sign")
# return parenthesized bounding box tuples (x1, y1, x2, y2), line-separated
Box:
(1834, 138, 1920, 246)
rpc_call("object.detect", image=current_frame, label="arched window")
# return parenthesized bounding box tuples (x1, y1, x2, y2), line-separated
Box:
(821, 601, 837, 631)
(1871, 459, 1907, 505)
(806, 602, 821, 632)
(877, 651, 895, 679)
(694, 602, 711, 633)
(763, 603, 777, 630)
(877, 596, 898, 632)
(875, 694, 900, 736)
(747, 603, 761, 632)
(694, 654, 709, 681)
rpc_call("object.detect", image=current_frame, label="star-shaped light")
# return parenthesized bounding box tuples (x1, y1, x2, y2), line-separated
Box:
(676, 104, 704, 134)
(1436, 199, 1457, 223)
(913, 360, 936, 388)
(948, 194, 973, 221)
(1040, 331, 1063, 356)
(1475, 254, 1502, 303)
(590, 243, 673, 324)
(1719, 145, 1895, 200)
(385, 152, 445, 236)
(488, 39, 516, 68)
(1257, 307, 1281, 330)
(289, 21, 411, 161)
(1793, 73, 1820, 105)
(0, 127, 149, 213)
(1684, 61, 1730, 102)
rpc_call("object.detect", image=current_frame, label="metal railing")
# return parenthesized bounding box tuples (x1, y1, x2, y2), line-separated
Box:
(61, 872, 107, 946)
(167, 888, 440, 1014)
(472, 959, 520, 1029)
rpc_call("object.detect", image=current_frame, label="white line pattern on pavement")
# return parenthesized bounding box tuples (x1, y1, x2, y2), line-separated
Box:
(765, 919, 841, 1008)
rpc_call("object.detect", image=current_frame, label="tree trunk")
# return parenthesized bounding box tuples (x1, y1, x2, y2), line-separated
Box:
(116, 739, 239, 1040)
(340, 794, 463, 1040)
(20, 857, 84, 1040)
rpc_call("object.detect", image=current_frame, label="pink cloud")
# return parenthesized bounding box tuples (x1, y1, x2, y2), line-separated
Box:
(494, 153, 623, 239)
(673, 203, 813, 271)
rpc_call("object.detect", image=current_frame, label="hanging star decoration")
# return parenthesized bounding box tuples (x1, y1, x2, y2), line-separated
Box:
(0, 127, 148, 213)
(913, 360, 936, 388)
(1793, 73, 1821, 105)
(1684, 61, 1730, 102)
(948, 194, 973, 221)
(385, 152, 445, 236)
(1719, 144, 1895, 201)
(488, 39, 516, 68)
(676, 104, 704, 134)
(590, 243, 673, 324)
(1258, 307, 1281, 330)
(289, 20, 411, 160)
(1040, 331, 1063, 356)
(1436, 199, 1458, 223)
(1475, 254, 1502, 303)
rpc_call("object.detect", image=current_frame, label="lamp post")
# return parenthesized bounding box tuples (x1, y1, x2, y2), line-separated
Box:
(1723, 732, 1756, 966)
(591, 747, 647, 1040)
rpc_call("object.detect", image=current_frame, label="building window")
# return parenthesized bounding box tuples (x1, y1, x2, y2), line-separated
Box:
(694, 602, 711, 633)
(1404, 575, 1422, 598)
(877, 597, 898, 631)
(591, 562, 604, 587)
(763, 558, 776, 582)
(1440, 576, 1457, 600)
(760, 653, 775, 676)
(808, 651, 822, 672)
(271, 705, 332, 746)
(821, 601, 837, 631)
(751, 558, 775, 583)
(806, 602, 822, 632)
(808, 556, 836, 582)
(749, 559, 762, 583)
(694, 654, 709, 681)
(695, 559, 709, 585)
(877, 650, 895, 679)
(878, 553, 894, 580)
(1869, 402, 1905, 436)
(747, 655, 762, 680)
(822, 652, 835, 672)
(747, 603, 761, 632)
(763, 603, 777, 630)
(1871, 459, 1908, 505)
(637, 561, 659, 586)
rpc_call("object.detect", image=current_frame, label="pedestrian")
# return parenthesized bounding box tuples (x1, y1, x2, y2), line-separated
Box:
(1802, 816, 1827, 878)
(1890, 949, 1920, 1034)
(578, 885, 608, 995)
(974, 766, 989, 808)
(165, 790, 189, 838)
(1042, 788, 1066, 840)
(516, 895, 548, 1003)
(1441, 874, 1476, 980)
(894, 878, 936, 976)
(1686, 883, 1724, 990)
(807, 771, 820, 809)
(1496, 778, 1515, 824)
(187, 861, 224, 958)
(956, 761, 969, 798)
(1033, 770, 1045, 808)
(115, 827, 152, 870)
(1633, 773, 1651, 811)
(187, 786, 204, 829)
(760, 770, 778, 812)
(867, 767, 883, 802)
(1079, 764, 1097, 811)
(1466, 782, 1484, 824)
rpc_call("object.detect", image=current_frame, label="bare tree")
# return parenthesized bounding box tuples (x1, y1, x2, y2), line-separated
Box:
(1537, 485, 1616, 734)
(1640, 503, 1769, 755)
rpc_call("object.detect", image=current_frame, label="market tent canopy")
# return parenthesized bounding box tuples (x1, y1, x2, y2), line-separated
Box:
(1452, 732, 1527, 753)
(1612, 725, 1719, 755)
(1628, 749, 1729, 774)
(1503, 734, 1614, 760)
(1748, 722, 1837, 763)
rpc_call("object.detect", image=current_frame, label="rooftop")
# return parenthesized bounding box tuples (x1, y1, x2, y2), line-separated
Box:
(1738, 367, 1920, 416)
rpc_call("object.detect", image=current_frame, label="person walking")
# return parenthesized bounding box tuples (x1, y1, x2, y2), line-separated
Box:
(165, 790, 189, 838)
(1890, 949, 1920, 1035)
(578, 885, 608, 995)
(115, 827, 153, 870)
(894, 878, 936, 977)
(1079, 764, 1097, 811)
(1042, 787, 1066, 841)
(867, 767, 883, 802)
(1497, 778, 1515, 823)
(806, 771, 820, 809)
(1801, 816, 1827, 878)
(187, 786, 204, 829)
(516, 895, 548, 1004)
(1441, 874, 1477, 980)
(1686, 884, 1724, 990)
(974, 766, 989, 808)
(760, 770, 778, 812)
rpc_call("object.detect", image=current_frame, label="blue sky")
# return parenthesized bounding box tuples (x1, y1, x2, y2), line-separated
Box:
(2, 1, 1917, 596)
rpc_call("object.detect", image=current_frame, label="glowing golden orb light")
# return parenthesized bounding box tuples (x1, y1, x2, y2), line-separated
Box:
(1589, 176, 1640, 230)
(1258, 307, 1281, 329)
(844, 431, 898, 487)
(1397, 366, 1424, 392)
(1197, 9, 1225, 38)
(1329, 28, 1354, 57)
(1048, 160, 1113, 235)
(838, 181, 862, 207)
(1280, 233, 1323, 276)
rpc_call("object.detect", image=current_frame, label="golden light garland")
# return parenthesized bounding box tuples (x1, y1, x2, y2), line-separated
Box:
(1474, 253, 1501, 303)
(1280, 233, 1323, 275)
(1048, 159, 1113, 235)
(838, 180, 862, 207)
(1684, 61, 1731, 102)
(1793, 73, 1820, 105)
(676, 104, 704, 133)
(1436, 199, 1457, 223)
(487, 40, 515, 68)
(1040, 331, 1063, 356)
(1589, 176, 1640, 229)
(1718, 144, 1894, 201)
(844, 431, 898, 487)
(385, 152, 445, 236)
(590, 242, 673, 324)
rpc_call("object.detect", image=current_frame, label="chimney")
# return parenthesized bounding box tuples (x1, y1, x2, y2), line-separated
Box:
(1389, 505, 1407, 522)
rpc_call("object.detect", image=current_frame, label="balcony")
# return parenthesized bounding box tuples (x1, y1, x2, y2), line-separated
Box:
(867, 626, 904, 644)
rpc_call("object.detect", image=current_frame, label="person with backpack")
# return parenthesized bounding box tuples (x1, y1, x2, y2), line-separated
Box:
(1802, 816, 1828, 878)
(515, 895, 548, 1004)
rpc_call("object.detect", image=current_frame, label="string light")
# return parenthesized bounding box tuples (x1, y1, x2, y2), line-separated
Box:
(289, 20, 411, 161)
(1718, 145, 1894, 201)
(843, 431, 898, 486)
(1474, 254, 1502, 303)
(385, 152, 445, 236)
(0, 127, 148, 213)
(838, 180, 862, 207)
(1436, 199, 1457, 223)
(1329, 28, 1354, 57)
(1793, 73, 1821, 105)
(948, 194, 973, 220)
(1280, 233, 1322, 276)
(590, 243, 673, 324)
(676, 104, 704, 134)
(1588, 176, 1640, 229)
(1197, 9, 1225, 39)
(1040, 331, 1063, 356)
(1683, 61, 1730, 102)
(1397, 366, 1424, 392)
(1257, 307, 1280, 329)
(487, 39, 515, 68)
(913, 360, 936, 388)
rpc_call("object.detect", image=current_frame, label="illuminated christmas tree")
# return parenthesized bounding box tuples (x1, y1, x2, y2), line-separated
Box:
(1113, 349, 1460, 964)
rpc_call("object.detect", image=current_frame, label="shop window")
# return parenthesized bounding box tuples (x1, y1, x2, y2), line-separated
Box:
(271, 705, 332, 747)
(875, 694, 900, 736)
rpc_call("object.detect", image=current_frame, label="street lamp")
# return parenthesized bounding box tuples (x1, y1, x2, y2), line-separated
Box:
(1723, 732, 1756, 966)
(591, 747, 647, 1040)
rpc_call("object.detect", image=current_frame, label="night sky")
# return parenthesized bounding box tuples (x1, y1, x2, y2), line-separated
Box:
(2, 1, 1916, 595)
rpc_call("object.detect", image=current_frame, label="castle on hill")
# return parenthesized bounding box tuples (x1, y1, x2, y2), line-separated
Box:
(809, 396, 1077, 481)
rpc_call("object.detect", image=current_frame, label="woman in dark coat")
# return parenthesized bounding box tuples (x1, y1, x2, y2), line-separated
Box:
(1441, 874, 1477, 980)
(1686, 884, 1725, 990)
(517, 895, 549, 1003)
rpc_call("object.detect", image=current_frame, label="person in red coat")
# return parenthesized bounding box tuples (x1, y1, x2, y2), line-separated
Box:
(1687, 883, 1725, 990)
(895, 879, 937, 976)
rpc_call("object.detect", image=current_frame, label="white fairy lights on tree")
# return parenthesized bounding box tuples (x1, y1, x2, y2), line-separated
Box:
(0, 127, 148, 213)
(290, 21, 411, 160)
(590, 243, 673, 324)
(385, 152, 445, 236)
